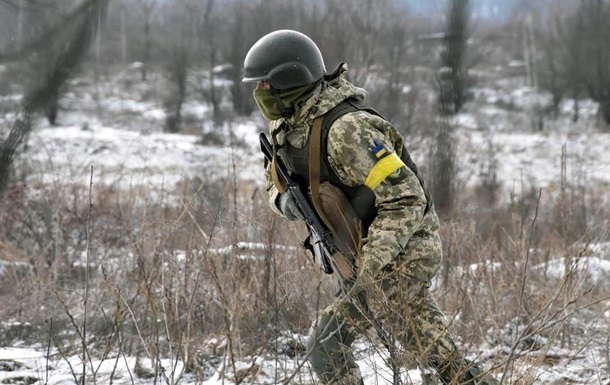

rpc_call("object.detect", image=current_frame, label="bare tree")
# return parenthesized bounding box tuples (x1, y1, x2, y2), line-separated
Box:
(0, 0, 108, 199)
(199, 0, 221, 125)
(442, 0, 470, 114)
(0, 1, 90, 125)
(160, 1, 197, 133)
(227, 2, 254, 116)
(376, 4, 413, 122)
(430, 0, 470, 216)
(539, 0, 610, 128)
(537, 2, 585, 121)
(135, 0, 156, 81)
(578, 0, 610, 127)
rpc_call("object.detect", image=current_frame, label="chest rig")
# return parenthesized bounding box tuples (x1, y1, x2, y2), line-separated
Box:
(273, 98, 432, 231)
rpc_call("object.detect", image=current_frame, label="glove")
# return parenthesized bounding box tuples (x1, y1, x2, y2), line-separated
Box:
(278, 192, 305, 221)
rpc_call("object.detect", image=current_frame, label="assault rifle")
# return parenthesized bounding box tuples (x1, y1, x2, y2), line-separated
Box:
(259, 132, 336, 274)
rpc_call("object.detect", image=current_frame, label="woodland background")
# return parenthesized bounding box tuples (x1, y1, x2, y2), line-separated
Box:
(0, 0, 609, 384)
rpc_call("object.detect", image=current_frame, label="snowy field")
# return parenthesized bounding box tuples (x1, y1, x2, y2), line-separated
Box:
(5, 91, 609, 206)
(0, 344, 427, 385)
(25, 122, 261, 190)
(2, 297, 608, 385)
(1, 77, 609, 384)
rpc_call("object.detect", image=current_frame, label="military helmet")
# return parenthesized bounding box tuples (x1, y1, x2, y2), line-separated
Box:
(242, 30, 326, 90)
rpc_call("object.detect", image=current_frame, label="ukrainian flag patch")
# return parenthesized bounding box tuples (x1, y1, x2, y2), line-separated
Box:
(365, 141, 406, 190)
(372, 141, 388, 159)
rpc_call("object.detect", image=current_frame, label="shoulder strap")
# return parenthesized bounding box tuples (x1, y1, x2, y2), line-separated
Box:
(320, 98, 382, 133)
(310, 116, 355, 280)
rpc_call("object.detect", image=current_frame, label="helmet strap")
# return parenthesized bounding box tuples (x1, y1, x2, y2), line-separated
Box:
(270, 87, 294, 118)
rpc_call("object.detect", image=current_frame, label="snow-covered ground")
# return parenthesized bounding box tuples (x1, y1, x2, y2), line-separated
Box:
(26, 122, 261, 190)
(1, 290, 609, 385)
(5, 106, 607, 215)
(0, 344, 434, 385)
(1, 73, 609, 384)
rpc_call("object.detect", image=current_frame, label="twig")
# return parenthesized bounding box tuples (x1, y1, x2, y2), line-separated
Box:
(605, 335, 610, 381)
(500, 188, 542, 384)
(51, 330, 80, 385)
(81, 165, 93, 384)
(45, 317, 53, 385)
(117, 291, 152, 359)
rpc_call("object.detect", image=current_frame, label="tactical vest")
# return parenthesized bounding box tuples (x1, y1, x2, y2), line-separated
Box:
(275, 98, 432, 231)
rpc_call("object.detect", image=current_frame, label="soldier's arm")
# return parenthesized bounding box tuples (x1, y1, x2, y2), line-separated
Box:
(326, 111, 428, 279)
(264, 122, 292, 219)
(264, 157, 289, 218)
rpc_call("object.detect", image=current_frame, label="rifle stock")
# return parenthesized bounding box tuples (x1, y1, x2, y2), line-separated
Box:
(259, 132, 337, 274)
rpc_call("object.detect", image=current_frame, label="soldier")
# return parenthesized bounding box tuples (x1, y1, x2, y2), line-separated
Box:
(243, 29, 497, 385)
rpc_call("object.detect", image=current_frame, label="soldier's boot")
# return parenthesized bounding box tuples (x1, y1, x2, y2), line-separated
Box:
(435, 356, 499, 385)
(307, 340, 364, 385)
(421, 370, 440, 385)
(307, 311, 364, 385)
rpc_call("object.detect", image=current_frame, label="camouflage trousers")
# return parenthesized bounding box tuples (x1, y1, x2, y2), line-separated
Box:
(306, 258, 471, 385)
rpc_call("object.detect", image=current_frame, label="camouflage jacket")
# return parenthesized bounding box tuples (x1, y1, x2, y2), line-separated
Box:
(266, 63, 442, 283)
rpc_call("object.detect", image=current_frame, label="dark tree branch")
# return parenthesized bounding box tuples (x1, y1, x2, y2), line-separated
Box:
(0, 0, 92, 63)
(0, 0, 19, 12)
(0, 0, 108, 199)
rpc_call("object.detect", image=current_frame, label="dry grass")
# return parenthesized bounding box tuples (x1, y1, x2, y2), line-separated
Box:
(0, 159, 608, 384)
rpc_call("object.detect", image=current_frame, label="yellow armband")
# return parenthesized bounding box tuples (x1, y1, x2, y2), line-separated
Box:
(364, 153, 406, 190)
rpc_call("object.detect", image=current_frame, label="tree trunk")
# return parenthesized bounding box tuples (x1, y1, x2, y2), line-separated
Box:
(142, 10, 152, 82)
(209, 52, 220, 125)
(229, 8, 252, 116)
(572, 96, 579, 123)
(523, 14, 538, 89)
(431, 0, 469, 216)
(45, 92, 59, 126)
(444, 0, 469, 114)
(17, 0, 24, 47)
(121, 6, 127, 65)
(598, 96, 610, 129)
(432, 68, 457, 216)
(165, 49, 188, 133)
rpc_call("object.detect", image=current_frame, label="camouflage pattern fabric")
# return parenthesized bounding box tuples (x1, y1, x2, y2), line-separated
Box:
(307, 272, 458, 385)
(264, 64, 496, 384)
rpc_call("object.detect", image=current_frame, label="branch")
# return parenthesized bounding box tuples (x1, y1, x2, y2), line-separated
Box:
(0, 0, 19, 12)
(0, 0, 93, 63)
(0, 0, 108, 199)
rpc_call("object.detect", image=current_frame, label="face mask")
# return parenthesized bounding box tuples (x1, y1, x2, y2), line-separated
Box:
(253, 83, 317, 121)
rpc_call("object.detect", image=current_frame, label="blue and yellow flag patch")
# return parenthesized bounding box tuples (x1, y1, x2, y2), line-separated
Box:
(365, 141, 406, 190)
(371, 141, 388, 159)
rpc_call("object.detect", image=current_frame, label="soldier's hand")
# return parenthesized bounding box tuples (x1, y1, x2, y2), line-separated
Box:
(278, 192, 305, 221)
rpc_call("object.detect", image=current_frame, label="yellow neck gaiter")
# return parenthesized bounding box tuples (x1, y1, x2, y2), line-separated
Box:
(253, 83, 317, 121)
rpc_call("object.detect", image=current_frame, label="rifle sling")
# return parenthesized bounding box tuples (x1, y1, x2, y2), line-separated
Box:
(309, 116, 354, 279)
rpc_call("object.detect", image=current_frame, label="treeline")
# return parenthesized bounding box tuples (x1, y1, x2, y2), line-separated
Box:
(1, 0, 610, 128)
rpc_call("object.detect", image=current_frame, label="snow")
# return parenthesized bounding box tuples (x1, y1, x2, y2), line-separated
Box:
(432, 242, 610, 294)
(0, 346, 461, 385)
(538, 255, 610, 283)
(25, 122, 262, 191)
(0, 348, 188, 385)
(2, 243, 608, 384)
(2, 69, 609, 385)
(462, 130, 610, 191)
(15, 106, 610, 209)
